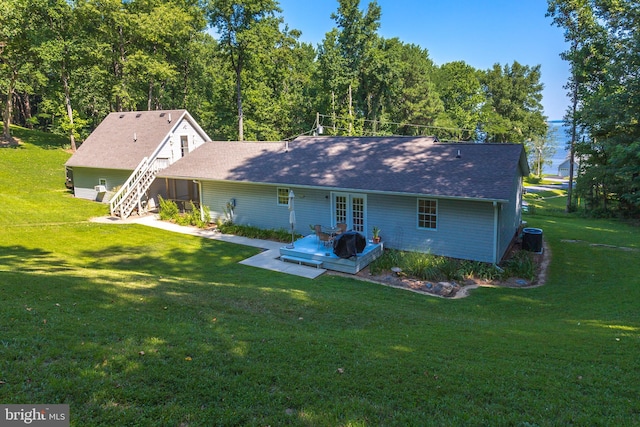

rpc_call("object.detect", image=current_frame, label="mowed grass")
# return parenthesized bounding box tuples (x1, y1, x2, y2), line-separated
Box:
(1, 127, 639, 426)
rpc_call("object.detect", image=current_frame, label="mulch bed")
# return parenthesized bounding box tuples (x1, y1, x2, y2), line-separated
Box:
(347, 241, 549, 299)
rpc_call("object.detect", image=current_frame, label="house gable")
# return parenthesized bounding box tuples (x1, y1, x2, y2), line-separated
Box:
(65, 110, 211, 170)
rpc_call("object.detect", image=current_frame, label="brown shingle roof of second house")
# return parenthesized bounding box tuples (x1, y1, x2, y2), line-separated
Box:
(65, 110, 189, 170)
(158, 136, 529, 201)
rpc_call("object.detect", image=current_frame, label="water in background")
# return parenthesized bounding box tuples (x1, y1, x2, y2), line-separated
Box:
(544, 120, 570, 175)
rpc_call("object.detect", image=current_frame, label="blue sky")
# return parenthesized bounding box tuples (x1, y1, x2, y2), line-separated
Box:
(277, 0, 570, 120)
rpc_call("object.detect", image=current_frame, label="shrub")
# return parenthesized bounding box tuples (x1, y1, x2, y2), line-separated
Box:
(370, 250, 461, 282)
(158, 196, 179, 220)
(216, 223, 297, 243)
(158, 197, 210, 229)
(459, 261, 503, 281)
(371, 249, 528, 282)
(525, 175, 542, 184)
(502, 250, 536, 280)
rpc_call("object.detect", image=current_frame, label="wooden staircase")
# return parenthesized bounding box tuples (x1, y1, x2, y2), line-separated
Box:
(109, 157, 160, 219)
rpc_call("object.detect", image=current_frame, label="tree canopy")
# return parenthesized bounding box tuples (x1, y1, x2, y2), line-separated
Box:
(548, 0, 640, 217)
(1, 0, 548, 149)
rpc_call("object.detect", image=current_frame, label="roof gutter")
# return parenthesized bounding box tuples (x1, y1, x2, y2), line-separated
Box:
(154, 177, 510, 204)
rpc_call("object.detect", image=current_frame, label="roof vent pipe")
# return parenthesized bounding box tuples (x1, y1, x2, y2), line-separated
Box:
(285, 140, 289, 152)
(168, 113, 172, 123)
(456, 149, 461, 159)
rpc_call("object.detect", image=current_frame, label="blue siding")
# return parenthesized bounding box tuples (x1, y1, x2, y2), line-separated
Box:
(72, 167, 131, 202)
(366, 194, 496, 262)
(201, 181, 499, 262)
(202, 182, 333, 235)
(497, 173, 524, 261)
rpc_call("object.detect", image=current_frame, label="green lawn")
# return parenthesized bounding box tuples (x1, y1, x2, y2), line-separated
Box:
(1, 127, 639, 426)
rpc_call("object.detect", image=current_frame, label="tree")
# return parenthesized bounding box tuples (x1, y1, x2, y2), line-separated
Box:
(548, 0, 640, 216)
(388, 42, 443, 135)
(480, 61, 547, 143)
(433, 61, 483, 140)
(125, 0, 207, 111)
(0, 0, 40, 142)
(30, 0, 83, 150)
(547, 0, 603, 211)
(206, 0, 282, 141)
(315, 29, 350, 134)
(526, 130, 557, 178)
(326, 0, 381, 134)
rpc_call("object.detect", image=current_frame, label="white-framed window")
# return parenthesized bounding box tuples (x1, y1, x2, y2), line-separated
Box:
(180, 135, 189, 157)
(277, 187, 290, 206)
(98, 178, 107, 187)
(417, 198, 437, 230)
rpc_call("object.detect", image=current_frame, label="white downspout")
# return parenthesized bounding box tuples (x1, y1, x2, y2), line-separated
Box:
(493, 201, 499, 265)
(194, 180, 204, 222)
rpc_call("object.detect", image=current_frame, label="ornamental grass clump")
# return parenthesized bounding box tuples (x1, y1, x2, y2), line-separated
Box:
(502, 250, 537, 281)
(371, 249, 510, 282)
(216, 222, 295, 243)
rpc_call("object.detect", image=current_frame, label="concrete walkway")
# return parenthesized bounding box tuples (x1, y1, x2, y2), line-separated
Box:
(90, 214, 326, 279)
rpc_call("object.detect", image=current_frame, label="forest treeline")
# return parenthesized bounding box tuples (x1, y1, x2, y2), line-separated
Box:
(2, 0, 637, 216)
(548, 0, 639, 217)
(1, 0, 547, 146)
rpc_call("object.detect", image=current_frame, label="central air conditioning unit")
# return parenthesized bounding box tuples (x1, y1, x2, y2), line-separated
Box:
(94, 185, 107, 193)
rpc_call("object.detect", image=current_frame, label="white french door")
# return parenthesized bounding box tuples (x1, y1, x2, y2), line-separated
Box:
(332, 192, 367, 233)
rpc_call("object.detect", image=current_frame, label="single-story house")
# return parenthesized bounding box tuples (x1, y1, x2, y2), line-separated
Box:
(67, 110, 530, 264)
(157, 135, 530, 264)
(65, 109, 211, 216)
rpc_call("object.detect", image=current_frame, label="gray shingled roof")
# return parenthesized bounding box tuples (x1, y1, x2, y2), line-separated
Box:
(159, 136, 529, 201)
(65, 110, 190, 170)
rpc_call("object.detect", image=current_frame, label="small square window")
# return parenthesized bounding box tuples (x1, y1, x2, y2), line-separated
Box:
(277, 188, 290, 205)
(417, 199, 437, 230)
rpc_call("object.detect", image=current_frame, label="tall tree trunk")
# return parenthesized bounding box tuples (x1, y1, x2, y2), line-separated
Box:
(566, 78, 578, 213)
(235, 59, 244, 141)
(15, 93, 33, 129)
(236, 73, 244, 141)
(114, 25, 126, 112)
(2, 70, 16, 142)
(566, 37, 579, 213)
(23, 93, 32, 128)
(331, 91, 336, 133)
(182, 58, 190, 108)
(348, 83, 353, 136)
(148, 80, 153, 111)
(62, 70, 77, 152)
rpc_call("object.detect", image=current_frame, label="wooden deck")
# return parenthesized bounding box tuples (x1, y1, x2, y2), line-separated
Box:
(279, 234, 383, 274)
